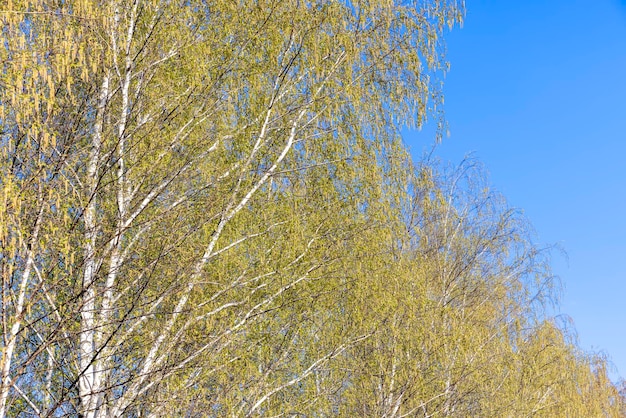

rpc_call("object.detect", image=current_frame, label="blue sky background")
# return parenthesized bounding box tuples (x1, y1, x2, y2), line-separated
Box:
(405, 0, 626, 380)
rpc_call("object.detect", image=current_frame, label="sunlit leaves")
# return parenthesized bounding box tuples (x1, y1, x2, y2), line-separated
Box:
(0, 0, 623, 416)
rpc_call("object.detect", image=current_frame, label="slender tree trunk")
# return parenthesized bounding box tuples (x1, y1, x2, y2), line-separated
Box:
(79, 73, 109, 418)
(0, 204, 44, 417)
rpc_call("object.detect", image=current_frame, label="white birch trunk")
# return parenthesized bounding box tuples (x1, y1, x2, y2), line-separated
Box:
(0, 204, 44, 417)
(79, 73, 110, 418)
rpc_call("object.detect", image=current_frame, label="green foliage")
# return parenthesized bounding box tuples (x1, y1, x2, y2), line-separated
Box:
(0, 0, 623, 417)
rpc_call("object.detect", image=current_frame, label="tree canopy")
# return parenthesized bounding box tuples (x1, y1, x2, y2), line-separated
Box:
(0, 0, 623, 416)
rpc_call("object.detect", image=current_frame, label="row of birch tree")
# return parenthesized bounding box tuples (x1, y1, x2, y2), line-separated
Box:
(0, 0, 624, 416)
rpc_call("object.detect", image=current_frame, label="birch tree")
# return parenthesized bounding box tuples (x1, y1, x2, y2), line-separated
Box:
(332, 160, 553, 417)
(0, 0, 463, 416)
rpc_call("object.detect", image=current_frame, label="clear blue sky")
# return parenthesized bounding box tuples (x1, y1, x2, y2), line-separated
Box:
(405, 0, 626, 380)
